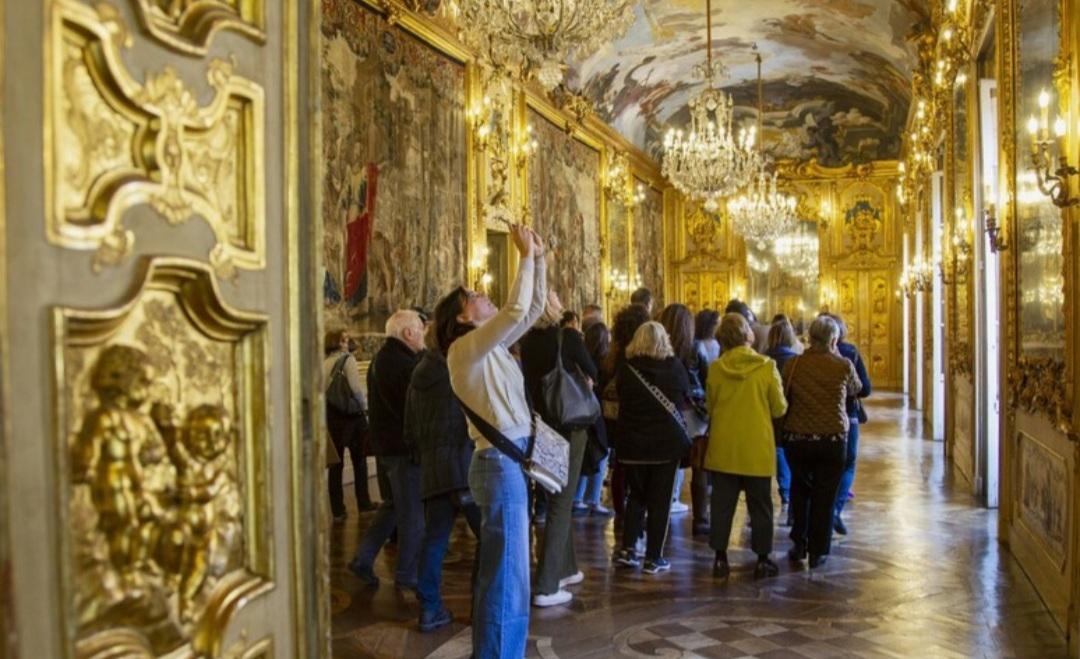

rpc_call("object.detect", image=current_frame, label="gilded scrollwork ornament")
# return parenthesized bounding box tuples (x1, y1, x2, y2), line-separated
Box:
(56, 258, 272, 657)
(134, 0, 266, 55)
(46, 0, 265, 278)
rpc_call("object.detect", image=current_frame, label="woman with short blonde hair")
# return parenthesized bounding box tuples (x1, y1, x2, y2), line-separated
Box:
(626, 321, 674, 360)
(613, 321, 691, 574)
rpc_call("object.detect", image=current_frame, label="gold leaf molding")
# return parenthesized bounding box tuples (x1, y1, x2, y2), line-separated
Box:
(134, 0, 266, 55)
(46, 0, 265, 277)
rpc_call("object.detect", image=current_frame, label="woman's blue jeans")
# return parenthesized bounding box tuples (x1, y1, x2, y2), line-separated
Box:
(468, 441, 530, 658)
(776, 447, 791, 502)
(574, 453, 608, 506)
(833, 421, 860, 517)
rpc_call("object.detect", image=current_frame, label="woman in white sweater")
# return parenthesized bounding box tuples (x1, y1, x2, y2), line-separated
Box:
(437, 224, 546, 658)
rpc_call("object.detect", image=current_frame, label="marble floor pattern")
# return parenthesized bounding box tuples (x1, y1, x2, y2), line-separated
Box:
(329, 393, 1067, 658)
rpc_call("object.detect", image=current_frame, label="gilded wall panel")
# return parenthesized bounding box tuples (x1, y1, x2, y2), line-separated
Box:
(46, 0, 266, 277)
(321, 0, 467, 347)
(635, 181, 664, 307)
(1017, 432, 1070, 566)
(54, 259, 272, 657)
(134, 0, 266, 55)
(526, 107, 601, 313)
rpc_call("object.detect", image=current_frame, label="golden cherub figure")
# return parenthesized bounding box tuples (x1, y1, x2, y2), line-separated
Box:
(72, 345, 173, 577)
(152, 402, 239, 620)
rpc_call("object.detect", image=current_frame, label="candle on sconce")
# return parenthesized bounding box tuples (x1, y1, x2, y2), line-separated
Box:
(1038, 89, 1050, 140)
(1054, 117, 1066, 139)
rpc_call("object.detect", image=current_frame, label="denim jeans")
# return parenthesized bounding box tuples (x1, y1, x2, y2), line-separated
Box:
(417, 491, 481, 616)
(833, 421, 860, 516)
(350, 455, 423, 585)
(574, 453, 607, 506)
(535, 428, 587, 595)
(469, 440, 530, 659)
(776, 446, 791, 502)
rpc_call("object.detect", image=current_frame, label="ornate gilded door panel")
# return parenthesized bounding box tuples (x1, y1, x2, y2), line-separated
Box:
(835, 268, 898, 388)
(3, 1, 319, 657)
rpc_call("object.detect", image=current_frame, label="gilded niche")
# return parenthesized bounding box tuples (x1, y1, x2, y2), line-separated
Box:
(56, 259, 272, 657)
(47, 0, 265, 277)
(134, 0, 266, 55)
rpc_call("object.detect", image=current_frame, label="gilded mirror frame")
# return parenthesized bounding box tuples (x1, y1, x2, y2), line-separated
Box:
(1001, 0, 1075, 432)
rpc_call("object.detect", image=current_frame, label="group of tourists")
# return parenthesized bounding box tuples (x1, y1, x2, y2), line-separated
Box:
(323, 225, 871, 658)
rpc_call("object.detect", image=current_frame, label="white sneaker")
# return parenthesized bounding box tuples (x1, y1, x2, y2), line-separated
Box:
(559, 571, 584, 588)
(670, 501, 689, 514)
(532, 589, 573, 607)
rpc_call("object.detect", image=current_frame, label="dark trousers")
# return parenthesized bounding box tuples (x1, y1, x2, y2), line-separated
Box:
(417, 492, 481, 615)
(351, 455, 423, 585)
(691, 466, 710, 526)
(622, 461, 679, 561)
(786, 438, 846, 557)
(535, 428, 588, 594)
(708, 472, 773, 556)
(327, 410, 371, 515)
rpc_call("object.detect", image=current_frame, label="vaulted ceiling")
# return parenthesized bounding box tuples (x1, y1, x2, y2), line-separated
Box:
(566, 0, 930, 167)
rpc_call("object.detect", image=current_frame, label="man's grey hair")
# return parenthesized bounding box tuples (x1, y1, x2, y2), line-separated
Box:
(385, 309, 422, 341)
(808, 316, 839, 349)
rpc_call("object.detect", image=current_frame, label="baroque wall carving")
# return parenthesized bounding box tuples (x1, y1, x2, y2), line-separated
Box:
(321, 0, 467, 345)
(46, 0, 266, 277)
(134, 0, 266, 55)
(527, 108, 601, 313)
(54, 259, 272, 657)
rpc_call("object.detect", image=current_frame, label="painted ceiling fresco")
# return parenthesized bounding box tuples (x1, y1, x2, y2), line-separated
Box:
(566, 0, 929, 166)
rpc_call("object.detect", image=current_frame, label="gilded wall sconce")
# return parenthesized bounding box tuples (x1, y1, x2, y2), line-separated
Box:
(605, 267, 640, 305)
(470, 245, 494, 291)
(467, 95, 496, 152)
(983, 183, 1007, 252)
(1027, 89, 1078, 208)
(512, 124, 539, 170)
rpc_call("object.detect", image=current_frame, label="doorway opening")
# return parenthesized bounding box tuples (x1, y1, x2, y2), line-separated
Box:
(930, 171, 946, 441)
(974, 33, 1001, 507)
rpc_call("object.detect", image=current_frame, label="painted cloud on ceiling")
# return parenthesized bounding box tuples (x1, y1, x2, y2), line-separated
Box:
(566, 0, 928, 166)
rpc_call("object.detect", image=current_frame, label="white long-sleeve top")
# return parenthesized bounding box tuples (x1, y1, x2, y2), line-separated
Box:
(323, 350, 367, 410)
(448, 253, 547, 450)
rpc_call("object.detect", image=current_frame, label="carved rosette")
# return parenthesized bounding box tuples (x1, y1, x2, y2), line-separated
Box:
(134, 0, 266, 55)
(46, 0, 265, 277)
(54, 258, 273, 658)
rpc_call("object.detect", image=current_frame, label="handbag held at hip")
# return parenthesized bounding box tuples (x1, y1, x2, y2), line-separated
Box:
(459, 401, 570, 494)
(540, 329, 602, 428)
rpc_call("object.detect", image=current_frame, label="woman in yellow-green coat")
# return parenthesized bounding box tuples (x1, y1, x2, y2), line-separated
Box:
(703, 312, 787, 580)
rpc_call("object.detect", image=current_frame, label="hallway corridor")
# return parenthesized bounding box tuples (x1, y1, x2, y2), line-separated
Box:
(330, 393, 1067, 658)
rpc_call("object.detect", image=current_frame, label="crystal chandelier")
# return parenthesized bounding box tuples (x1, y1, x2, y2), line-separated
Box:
(662, 0, 760, 212)
(773, 225, 818, 279)
(451, 0, 636, 90)
(727, 51, 797, 249)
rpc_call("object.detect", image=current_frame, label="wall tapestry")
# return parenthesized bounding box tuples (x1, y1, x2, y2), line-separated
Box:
(321, 0, 467, 344)
(635, 181, 664, 308)
(526, 108, 601, 314)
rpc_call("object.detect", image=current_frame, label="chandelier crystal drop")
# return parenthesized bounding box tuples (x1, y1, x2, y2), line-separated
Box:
(452, 0, 636, 90)
(726, 50, 798, 249)
(662, 0, 760, 211)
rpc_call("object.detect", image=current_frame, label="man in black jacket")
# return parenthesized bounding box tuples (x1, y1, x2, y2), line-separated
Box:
(348, 309, 425, 590)
(404, 326, 480, 632)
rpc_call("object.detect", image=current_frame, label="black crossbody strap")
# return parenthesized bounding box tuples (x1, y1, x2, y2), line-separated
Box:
(459, 399, 533, 468)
